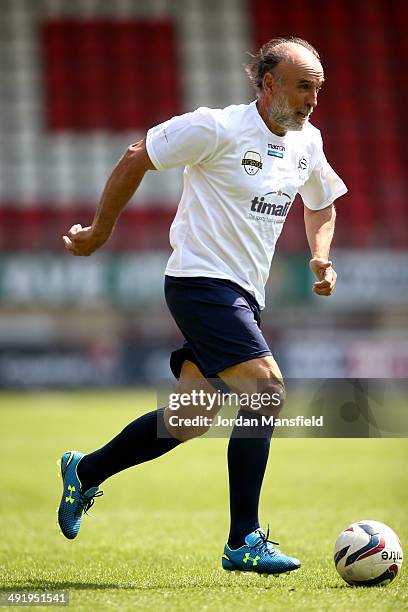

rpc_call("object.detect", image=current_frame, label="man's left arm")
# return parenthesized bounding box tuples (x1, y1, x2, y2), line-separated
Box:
(304, 203, 337, 297)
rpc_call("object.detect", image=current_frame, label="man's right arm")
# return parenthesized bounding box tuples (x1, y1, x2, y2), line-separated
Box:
(63, 139, 155, 256)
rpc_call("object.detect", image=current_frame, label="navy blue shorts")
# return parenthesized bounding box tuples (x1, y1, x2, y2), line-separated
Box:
(164, 276, 272, 379)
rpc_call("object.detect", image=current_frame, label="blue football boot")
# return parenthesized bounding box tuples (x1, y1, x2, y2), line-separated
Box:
(57, 450, 103, 540)
(222, 527, 301, 575)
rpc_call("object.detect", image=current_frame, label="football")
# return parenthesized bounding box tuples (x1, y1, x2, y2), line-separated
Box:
(334, 520, 403, 586)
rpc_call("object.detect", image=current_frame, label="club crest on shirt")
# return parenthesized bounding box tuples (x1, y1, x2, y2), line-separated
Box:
(241, 150, 263, 175)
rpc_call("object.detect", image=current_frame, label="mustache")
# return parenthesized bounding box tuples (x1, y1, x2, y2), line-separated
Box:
(297, 107, 313, 117)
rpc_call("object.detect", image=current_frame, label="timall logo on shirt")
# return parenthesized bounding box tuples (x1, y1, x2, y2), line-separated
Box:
(248, 191, 292, 222)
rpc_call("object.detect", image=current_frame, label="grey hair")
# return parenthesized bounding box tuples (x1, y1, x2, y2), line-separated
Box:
(245, 37, 321, 95)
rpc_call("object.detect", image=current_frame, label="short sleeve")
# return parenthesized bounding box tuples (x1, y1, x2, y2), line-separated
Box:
(146, 107, 219, 171)
(299, 133, 348, 210)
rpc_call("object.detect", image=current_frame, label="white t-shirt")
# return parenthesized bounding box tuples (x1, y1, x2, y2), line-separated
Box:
(146, 101, 347, 308)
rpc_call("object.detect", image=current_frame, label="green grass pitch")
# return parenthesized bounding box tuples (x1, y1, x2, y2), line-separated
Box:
(0, 390, 407, 611)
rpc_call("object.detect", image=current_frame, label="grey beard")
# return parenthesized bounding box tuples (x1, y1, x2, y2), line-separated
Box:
(273, 111, 303, 131)
(268, 96, 307, 131)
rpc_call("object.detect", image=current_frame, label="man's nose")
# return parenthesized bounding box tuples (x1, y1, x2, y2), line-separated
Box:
(306, 90, 318, 109)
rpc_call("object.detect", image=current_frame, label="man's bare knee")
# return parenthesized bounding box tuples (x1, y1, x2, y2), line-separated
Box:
(164, 360, 221, 441)
(254, 378, 286, 417)
(219, 356, 285, 416)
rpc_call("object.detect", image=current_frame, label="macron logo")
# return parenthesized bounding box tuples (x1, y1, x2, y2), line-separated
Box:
(268, 143, 285, 158)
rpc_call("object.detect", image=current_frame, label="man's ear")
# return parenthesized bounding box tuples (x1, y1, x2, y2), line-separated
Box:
(263, 71, 278, 97)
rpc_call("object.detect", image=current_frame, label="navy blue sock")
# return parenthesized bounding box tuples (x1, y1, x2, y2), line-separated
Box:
(77, 408, 181, 490)
(227, 410, 274, 549)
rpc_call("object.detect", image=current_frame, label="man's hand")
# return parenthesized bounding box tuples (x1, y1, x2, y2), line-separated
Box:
(62, 224, 108, 256)
(309, 258, 337, 296)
